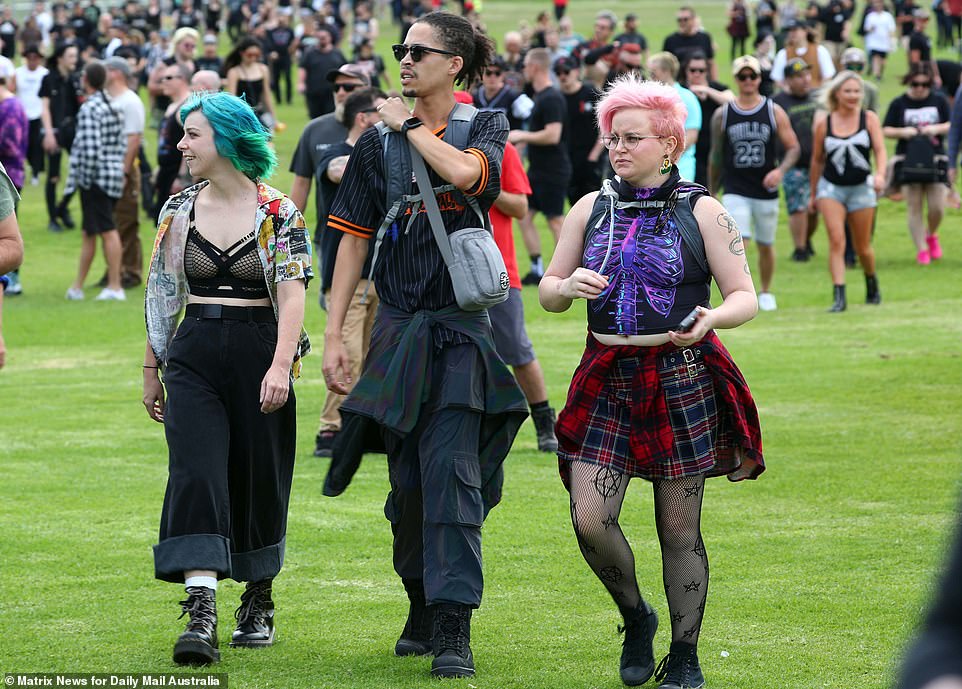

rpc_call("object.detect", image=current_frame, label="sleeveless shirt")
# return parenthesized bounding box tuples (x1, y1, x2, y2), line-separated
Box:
(721, 97, 779, 200)
(822, 110, 873, 186)
(582, 173, 711, 336)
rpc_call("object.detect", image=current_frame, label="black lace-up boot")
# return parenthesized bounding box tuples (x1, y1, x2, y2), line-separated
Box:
(865, 274, 881, 305)
(430, 604, 474, 678)
(395, 579, 434, 657)
(230, 579, 275, 648)
(654, 641, 705, 689)
(173, 587, 219, 665)
(619, 601, 659, 686)
(828, 284, 847, 313)
(531, 405, 559, 453)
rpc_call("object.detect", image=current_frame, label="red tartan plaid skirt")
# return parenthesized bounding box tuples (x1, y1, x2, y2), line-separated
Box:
(556, 331, 764, 484)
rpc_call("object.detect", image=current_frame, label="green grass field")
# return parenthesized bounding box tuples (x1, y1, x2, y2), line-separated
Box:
(1, 1, 962, 687)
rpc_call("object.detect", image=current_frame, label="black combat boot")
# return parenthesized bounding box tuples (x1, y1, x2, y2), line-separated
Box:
(619, 601, 659, 686)
(654, 641, 705, 689)
(865, 274, 881, 304)
(531, 405, 559, 453)
(828, 284, 847, 313)
(395, 579, 434, 656)
(230, 579, 275, 648)
(173, 587, 219, 665)
(431, 604, 474, 678)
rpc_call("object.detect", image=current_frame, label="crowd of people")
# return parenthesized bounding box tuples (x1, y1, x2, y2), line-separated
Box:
(0, 1, 959, 687)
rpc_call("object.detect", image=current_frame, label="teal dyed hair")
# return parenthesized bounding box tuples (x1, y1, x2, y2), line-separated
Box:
(179, 92, 276, 180)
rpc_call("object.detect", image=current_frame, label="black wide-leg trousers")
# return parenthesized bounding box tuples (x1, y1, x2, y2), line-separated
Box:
(153, 315, 296, 584)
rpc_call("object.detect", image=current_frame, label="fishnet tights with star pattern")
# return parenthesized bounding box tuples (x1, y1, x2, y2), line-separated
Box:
(568, 460, 709, 644)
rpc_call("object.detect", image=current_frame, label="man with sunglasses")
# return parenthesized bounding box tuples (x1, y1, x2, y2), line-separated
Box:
(289, 63, 370, 457)
(663, 6, 718, 81)
(710, 55, 799, 313)
(471, 57, 533, 131)
(323, 12, 526, 680)
(682, 51, 733, 188)
(555, 55, 603, 204)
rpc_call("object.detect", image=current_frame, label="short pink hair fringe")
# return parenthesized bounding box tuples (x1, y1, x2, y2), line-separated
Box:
(596, 75, 689, 161)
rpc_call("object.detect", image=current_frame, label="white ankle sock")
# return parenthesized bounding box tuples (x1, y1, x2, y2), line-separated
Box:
(184, 576, 218, 591)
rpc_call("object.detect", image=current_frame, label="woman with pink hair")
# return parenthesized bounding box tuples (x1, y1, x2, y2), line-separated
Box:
(540, 75, 765, 689)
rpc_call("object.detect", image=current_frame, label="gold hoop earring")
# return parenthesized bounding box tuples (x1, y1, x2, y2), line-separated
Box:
(660, 155, 672, 175)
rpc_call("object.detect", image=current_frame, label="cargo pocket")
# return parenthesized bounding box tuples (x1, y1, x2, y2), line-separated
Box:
(425, 453, 484, 527)
(383, 490, 399, 525)
(657, 347, 717, 463)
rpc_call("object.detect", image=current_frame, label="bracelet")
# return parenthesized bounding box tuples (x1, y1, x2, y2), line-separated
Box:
(143, 365, 158, 369)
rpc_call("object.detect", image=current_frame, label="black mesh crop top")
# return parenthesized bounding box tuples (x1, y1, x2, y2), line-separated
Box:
(183, 206, 270, 300)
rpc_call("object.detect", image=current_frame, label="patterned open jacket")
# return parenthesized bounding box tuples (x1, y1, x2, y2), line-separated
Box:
(145, 180, 313, 378)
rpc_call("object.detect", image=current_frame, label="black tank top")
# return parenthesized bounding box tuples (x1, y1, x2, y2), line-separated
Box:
(721, 97, 778, 199)
(184, 206, 269, 300)
(822, 110, 873, 186)
(236, 78, 264, 111)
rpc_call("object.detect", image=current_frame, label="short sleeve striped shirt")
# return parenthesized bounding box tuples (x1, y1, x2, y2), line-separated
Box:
(327, 109, 508, 317)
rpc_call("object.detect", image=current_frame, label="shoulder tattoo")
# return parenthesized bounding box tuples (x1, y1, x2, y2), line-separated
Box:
(716, 212, 745, 256)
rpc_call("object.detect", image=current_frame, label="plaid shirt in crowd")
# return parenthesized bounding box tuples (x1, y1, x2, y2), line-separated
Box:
(64, 90, 125, 198)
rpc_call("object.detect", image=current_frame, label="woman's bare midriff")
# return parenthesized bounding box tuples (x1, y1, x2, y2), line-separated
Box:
(187, 295, 272, 308)
(591, 331, 672, 347)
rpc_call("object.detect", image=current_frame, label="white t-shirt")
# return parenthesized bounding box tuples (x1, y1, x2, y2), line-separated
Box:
(770, 44, 836, 83)
(14, 64, 49, 120)
(0, 55, 15, 82)
(110, 88, 146, 136)
(863, 11, 896, 54)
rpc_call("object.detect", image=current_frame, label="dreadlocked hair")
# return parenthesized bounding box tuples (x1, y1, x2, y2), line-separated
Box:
(415, 11, 495, 87)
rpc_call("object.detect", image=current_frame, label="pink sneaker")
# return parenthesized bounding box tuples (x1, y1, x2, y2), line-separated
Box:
(927, 235, 943, 260)
(917, 249, 931, 265)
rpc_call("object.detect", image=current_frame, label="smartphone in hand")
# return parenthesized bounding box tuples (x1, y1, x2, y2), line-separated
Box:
(677, 307, 700, 333)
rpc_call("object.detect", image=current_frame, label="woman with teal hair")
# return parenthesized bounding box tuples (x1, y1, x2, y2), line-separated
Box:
(142, 91, 313, 665)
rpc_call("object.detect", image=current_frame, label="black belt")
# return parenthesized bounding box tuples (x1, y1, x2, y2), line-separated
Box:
(185, 303, 276, 323)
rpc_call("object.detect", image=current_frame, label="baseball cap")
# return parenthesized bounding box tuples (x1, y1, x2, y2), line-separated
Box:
(785, 58, 811, 76)
(554, 55, 580, 74)
(732, 55, 761, 76)
(783, 19, 809, 31)
(203, 34, 218, 45)
(104, 56, 132, 77)
(326, 63, 371, 85)
(22, 44, 42, 58)
(841, 47, 866, 65)
(913, 7, 930, 18)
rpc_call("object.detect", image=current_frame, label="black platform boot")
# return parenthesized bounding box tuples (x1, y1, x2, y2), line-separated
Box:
(230, 579, 275, 648)
(531, 405, 559, 453)
(865, 274, 881, 305)
(431, 604, 474, 678)
(173, 587, 219, 665)
(828, 284, 847, 313)
(395, 579, 434, 657)
(655, 641, 705, 689)
(619, 601, 659, 686)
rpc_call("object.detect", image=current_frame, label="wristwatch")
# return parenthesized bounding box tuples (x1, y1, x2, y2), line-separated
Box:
(401, 116, 423, 134)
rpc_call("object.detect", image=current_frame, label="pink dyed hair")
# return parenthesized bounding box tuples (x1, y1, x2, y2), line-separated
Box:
(596, 75, 689, 161)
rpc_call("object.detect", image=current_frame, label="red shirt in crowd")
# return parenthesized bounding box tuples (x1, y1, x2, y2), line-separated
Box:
(488, 141, 531, 290)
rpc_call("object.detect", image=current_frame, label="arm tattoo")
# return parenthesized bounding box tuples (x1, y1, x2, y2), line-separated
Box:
(716, 212, 745, 255)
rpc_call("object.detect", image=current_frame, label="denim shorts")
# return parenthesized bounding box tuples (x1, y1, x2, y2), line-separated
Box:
(815, 177, 877, 212)
(782, 167, 811, 215)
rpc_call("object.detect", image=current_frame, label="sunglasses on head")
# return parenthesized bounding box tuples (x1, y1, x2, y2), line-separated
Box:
(736, 72, 759, 81)
(392, 43, 458, 62)
(909, 80, 932, 87)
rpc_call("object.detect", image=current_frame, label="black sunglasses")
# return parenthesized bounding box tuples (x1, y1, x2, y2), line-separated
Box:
(687, 67, 706, 73)
(736, 72, 759, 81)
(484, 69, 502, 76)
(909, 80, 932, 87)
(334, 82, 361, 92)
(392, 43, 458, 62)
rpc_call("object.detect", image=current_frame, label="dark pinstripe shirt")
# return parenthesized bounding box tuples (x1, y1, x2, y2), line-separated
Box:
(328, 110, 507, 322)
